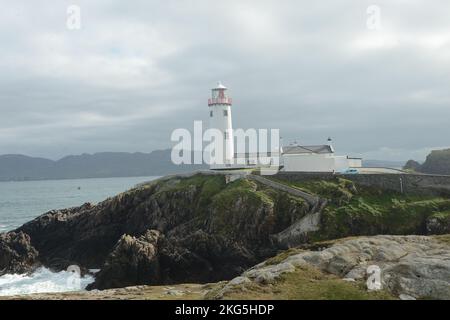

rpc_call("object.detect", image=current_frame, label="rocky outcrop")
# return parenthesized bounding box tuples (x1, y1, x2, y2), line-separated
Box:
(403, 160, 421, 172)
(0, 174, 311, 289)
(2, 234, 450, 300)
(405, 148, 450, 175)
(218, 236, 450, 300)
(1, 172, 449, 294)
(0, 231, 38, 274)
(90, 230, 162, 290)
(420, 149, 450, 175)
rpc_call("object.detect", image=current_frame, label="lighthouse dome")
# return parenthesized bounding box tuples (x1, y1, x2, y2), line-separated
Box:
(214, 81, 227, 90)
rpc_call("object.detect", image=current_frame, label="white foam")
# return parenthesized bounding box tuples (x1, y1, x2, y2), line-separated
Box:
(0, 267, 95, 296)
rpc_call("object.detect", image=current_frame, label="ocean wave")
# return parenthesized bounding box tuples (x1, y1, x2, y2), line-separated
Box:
(0, 267, 95, 296)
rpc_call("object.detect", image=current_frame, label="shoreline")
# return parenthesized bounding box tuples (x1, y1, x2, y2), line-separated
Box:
(1, 173, 449, 299)
(2, 235, 449, 300)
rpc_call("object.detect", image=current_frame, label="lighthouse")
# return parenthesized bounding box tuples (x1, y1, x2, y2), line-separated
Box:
(208, 82, 234, 167)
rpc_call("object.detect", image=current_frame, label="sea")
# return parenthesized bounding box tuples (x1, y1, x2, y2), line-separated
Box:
(0, 176, 159, 296)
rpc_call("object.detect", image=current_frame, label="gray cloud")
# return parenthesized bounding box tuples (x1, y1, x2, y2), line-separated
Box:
(0, 0, 449, 161)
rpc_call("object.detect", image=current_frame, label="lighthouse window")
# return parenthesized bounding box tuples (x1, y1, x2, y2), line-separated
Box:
(210, 111, 213, 117)
(223, 110, 228, 116)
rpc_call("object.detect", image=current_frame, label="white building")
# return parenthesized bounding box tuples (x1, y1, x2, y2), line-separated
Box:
(207, 83, 362, 172)
(282, 141, 362, 173)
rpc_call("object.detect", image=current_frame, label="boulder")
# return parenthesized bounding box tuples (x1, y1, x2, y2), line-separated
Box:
(225, 235, 450, 300)
(0, 231, 38, 275)
(89, 230, 161, 290)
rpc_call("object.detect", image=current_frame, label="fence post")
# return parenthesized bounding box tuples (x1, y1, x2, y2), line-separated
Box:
(399, 177, 404, 194)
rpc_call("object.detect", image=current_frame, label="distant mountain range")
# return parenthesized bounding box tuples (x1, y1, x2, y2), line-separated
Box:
(0, 150, 415, 182)
(0, 150, 206, 181)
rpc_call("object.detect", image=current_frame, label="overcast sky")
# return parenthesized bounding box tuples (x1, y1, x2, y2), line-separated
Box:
(0, 0, 449, 161)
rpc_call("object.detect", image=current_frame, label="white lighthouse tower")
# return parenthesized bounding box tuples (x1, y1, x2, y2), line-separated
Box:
(208, 82, 234, 168)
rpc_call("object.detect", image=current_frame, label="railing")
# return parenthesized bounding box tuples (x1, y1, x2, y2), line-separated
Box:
(208, 98, 232, 106)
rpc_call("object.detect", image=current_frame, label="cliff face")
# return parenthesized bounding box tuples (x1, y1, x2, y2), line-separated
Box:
(419, 149, 450, 175)
(404, 148, 450, 175)
(0, 174, 310, 289)
(0, 173, 449, 291)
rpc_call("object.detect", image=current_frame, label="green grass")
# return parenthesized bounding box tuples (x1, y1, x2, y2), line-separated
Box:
(143, 174, 310, 240)
(429, 210, 450, 220)
(264, 248, 304, 266)
(205, 178, 307, 238)
(208, 188, 274, 236)
(216, 265, 395, 300)
(269, 176, 450, 240)
(314, 197, 450, 241)
(132, 173, 450, 242)
(269, 177, 356, 205)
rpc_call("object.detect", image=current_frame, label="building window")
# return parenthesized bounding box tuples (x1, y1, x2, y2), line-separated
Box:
(210, 111, 213, 117)
(223, 110, 228, 116)
(224, 132, 229, 140)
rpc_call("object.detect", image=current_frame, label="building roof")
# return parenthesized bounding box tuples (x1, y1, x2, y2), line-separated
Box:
(213, 82, 227, 90)
(282, 145, 333, 155)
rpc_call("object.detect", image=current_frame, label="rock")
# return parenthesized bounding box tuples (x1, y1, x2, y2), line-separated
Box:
(2, 173, 450, 295)
(228, 276, 251, 286)
(426, 215, 450, 235)
(419, 148, 450, 175)
(221, 235, 450, 300)
(210, 276, 252, 300)
(382, 257, 450, 300)
(89, 230, 161, 290)
(2, 174, 313, 289)
(399, 294, 416, 300)
(244, 262, 296, 284)
(344, 265, 367, 280)
(318, 236, 450, 300)
(166, 289, 184, 296)
(0, 231, 39, 275)
(403, 160, 421, 172)
(254, 271, 276, 284)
